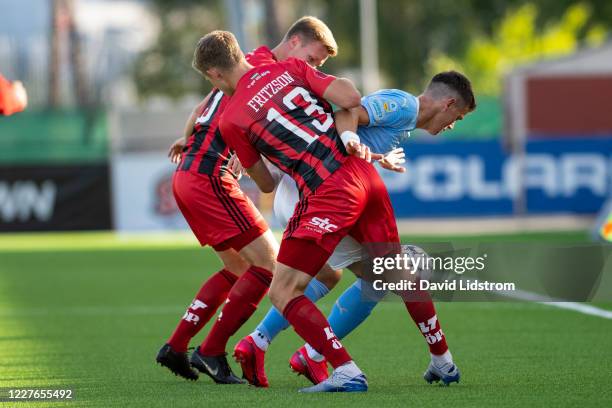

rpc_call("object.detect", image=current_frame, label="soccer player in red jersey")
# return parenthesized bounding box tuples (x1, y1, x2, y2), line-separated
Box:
(192, 30, 400, 392)
(156, 17, 341, 385)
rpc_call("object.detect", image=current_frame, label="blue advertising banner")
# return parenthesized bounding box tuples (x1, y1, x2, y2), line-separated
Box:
(382, 138, 612, 217)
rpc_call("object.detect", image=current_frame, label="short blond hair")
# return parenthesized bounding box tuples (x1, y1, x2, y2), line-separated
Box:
(283, 16, 338, 57)
(192, 30, 244, 75)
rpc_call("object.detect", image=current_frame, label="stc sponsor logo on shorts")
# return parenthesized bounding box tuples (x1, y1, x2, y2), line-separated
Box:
(306, 217, 338, 234)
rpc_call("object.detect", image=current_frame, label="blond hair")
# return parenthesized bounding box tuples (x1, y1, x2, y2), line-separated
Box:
(192, 30, 244, 75)
(283, 16, 338, 57)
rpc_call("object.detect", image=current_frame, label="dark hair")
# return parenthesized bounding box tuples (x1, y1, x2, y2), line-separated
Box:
(430, 71, 476, 111)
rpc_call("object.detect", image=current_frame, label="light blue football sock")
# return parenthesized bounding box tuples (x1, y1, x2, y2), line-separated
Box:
(255, 278, 330, 342)
(328, 279, 386, 340)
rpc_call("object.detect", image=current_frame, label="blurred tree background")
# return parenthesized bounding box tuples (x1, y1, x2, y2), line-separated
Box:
(132, 0, 224, 99)
(132, 0, 610, 100)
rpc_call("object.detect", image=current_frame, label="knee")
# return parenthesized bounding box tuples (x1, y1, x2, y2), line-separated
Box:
(223, 257, 250, 276)
(269, 272, 305, 311)
(268, 281, 289, 311)
(241, 233, 277, 271)
(315, 266, 343, 290)
(251, 253, 276, 272)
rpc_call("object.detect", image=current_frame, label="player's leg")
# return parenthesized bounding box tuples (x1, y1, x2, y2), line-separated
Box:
(271, 250, 367, 393)
(407, 295, 458, 385)
(246, 264, 339, 349)
(351, 168, 459, 385)
(158, 172, 254, 380)
(294, 277, 384, 370)
(166, 248, 248, 354)
(271, 261, 367, 393)
(160, 172, 275, 384)
(289, 237, 376, 383)
(318, 267, 460, 386)
(234, 262, 340, 387)
(270, 168, 372, 392)
(192, 228, 277, 384)
(326, 276, 382, 337)
(237, 173, 343, 357)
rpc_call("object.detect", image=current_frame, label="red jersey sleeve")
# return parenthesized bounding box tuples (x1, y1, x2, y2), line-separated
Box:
(287, 58, 336, 99)
(220, 115, 261, 169)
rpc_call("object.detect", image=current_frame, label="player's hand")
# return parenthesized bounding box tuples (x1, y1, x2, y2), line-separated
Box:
(346, 140, 372, 163)
(378, 147, 406, 173)
(168, 137, 186, 164)
(228, 153, 245, 180)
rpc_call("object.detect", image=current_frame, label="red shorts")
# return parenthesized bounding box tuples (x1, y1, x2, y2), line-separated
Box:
(173, 171, 268, 251)
(278, 156, 399, 275)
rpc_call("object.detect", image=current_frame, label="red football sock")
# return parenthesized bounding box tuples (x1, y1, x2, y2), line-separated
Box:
(283, 295, 352, 368)
(404, 289, 449, 355)
(199, 265, 272, 355)
(167, 269, 238, 352)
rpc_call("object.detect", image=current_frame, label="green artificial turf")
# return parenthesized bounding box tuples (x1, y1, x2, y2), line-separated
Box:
(0, 232, 611, 407)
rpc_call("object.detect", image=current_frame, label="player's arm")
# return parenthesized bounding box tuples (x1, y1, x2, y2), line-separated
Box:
(333, 107, 359, 135)
(293, 59, 375, 161)
(262, 157, 284, 186)
(333, 105, 370, 135)
(293, 58, 361, 110)
(220, 118, 275, 193)
(321, 78, 361, 109)
(333, 107, 372, 162)
(168, 92, 212, 163)
(245, 159, 276, 193)
(336, 92, 411, 170)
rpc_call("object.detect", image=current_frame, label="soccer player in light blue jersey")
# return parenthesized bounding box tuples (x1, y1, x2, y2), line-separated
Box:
(234, 71, 476, 389)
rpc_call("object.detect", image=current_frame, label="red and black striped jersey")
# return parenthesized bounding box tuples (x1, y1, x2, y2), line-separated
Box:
(220, 58, 348, 196)
(178, 46, 277, 177)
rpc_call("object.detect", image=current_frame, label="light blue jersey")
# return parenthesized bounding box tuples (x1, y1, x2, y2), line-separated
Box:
(357, 89, 419, 154)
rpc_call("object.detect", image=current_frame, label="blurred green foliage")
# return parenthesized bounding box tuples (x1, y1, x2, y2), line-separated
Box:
(132, 0, 611, 100)
(132, 0, 223, 99)
(426, 2, 608, 95)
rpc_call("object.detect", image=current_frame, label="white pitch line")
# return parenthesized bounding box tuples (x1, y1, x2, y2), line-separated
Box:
(538, 302, 612, 319)
(495, 286, 612, 319)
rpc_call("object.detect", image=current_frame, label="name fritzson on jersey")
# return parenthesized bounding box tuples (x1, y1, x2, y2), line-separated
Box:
(225, 60, 347, 196)
(247, 71, 295, 112)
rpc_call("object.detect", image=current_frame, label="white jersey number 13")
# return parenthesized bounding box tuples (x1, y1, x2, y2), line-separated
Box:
(266, 87, 333, 146)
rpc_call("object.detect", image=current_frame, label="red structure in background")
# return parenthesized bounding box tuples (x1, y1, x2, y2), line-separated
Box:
(527, 75, 612, 137)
